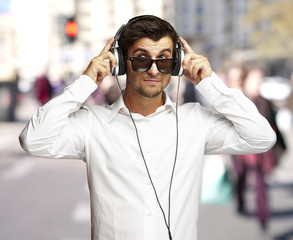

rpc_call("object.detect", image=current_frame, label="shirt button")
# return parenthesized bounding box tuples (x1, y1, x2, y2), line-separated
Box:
(148, 211, 152, 216)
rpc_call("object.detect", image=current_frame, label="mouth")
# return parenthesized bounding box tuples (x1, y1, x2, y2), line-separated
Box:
(144, 79, 160, 84)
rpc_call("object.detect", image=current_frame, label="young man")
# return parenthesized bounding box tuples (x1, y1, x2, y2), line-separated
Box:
(19, 15, 276, 240)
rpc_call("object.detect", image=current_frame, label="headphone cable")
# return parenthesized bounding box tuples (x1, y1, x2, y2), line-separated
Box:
(115, 76, 180, 240)
(168, 76, 180, 231)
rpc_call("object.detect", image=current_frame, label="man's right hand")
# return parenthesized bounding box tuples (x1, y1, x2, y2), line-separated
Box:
(83, 37, 117, 85)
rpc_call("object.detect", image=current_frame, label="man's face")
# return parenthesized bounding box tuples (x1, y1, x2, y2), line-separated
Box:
(125, 36, 174, 98)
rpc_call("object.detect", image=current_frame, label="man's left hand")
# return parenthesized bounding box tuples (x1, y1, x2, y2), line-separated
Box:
(180, 37, 213, 85)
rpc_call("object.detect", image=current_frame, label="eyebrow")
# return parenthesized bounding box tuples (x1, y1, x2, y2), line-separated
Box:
(132, 48, 172, 56)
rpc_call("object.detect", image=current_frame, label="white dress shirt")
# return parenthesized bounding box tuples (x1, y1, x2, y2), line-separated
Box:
(19, 72, 276, 240)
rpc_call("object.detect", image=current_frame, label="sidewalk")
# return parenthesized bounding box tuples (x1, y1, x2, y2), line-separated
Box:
(269, 127, 293, 185)
(198, 126, 293, 240)
(199, 180, 293, 240)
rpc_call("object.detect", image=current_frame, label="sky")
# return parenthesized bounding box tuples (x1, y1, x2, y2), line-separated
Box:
(0, 0, 10, 13)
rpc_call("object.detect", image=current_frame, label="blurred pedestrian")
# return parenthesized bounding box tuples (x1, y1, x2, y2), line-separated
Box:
(233, 66, 286, 231)
(226, 65, 244, 90)
(285, 70, 293, 122)
(9, 71, 20, 121)
(34, 73, 52, 105)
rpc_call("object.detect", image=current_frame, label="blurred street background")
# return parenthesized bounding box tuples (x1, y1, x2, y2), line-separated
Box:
(1, 0, 293, 239)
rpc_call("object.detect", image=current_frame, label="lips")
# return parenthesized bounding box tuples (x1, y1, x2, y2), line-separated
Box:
(144, 79, 160, 84)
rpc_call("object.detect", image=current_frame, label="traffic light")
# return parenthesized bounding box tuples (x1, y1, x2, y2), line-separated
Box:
(65, 18, 78, 43)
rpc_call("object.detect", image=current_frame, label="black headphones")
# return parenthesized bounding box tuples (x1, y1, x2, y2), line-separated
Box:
(111, 16, 185, 77)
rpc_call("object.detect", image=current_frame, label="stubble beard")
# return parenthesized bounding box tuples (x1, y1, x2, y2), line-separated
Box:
(137, 85, 163, 98)
(127, 75, 170, 98)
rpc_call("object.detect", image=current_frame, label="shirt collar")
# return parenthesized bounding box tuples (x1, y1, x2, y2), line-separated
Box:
(107, 91, 176, 123)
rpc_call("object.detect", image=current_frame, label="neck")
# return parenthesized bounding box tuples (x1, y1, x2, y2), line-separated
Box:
(123, 89, 165, 117)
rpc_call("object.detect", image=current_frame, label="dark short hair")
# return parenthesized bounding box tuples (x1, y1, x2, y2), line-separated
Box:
(119, 15, 178, 57)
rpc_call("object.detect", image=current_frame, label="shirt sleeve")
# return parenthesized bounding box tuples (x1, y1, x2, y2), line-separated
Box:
(196, 72, 276, 155)
(19, 75, 98, 160)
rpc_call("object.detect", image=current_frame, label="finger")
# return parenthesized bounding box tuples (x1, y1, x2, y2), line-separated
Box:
(97, 60, 112, 79)
(179, 37, 193, 54)
(98, 58, 112, 69)
(97, 51, 117, 70)
(182, 52, 192, 70)
(189, 58, 205, 78)
(99, 37, 115, 55)
(182, 52, 203, 70)
(189, 57, 212, 81)
(107, 51, 117, 68)
(84, 57, 111, 83)
(97, 65, 110, 81)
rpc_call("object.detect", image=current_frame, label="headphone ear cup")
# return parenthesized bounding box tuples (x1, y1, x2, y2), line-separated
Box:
(117, 48, 126, 75)
(111, 47, 119, 76)
(111, 47, 126, 76)
(172, 48, 181, 76)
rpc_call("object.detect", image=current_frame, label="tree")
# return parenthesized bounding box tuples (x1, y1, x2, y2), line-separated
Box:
(244, 0, 293, 60)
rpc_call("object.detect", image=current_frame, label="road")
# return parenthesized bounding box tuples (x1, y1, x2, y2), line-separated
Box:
(1, 122, 293, 240)
(1, 123, 90, 240)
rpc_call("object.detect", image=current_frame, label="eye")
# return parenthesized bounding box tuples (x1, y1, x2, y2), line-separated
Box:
(158, 55, 169, 59)
(137, 54, 148, 58)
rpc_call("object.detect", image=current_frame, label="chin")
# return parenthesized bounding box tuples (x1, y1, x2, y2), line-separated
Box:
(138, 88, 163, 98)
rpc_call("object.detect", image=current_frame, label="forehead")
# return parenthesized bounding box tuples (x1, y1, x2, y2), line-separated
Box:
(128, 36, 174, 55)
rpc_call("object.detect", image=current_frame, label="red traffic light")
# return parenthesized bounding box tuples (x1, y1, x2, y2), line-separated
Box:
(65, 20, 78, 37)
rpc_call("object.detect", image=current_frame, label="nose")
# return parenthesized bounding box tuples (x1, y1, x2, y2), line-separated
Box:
(147, 61, 159, 75)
